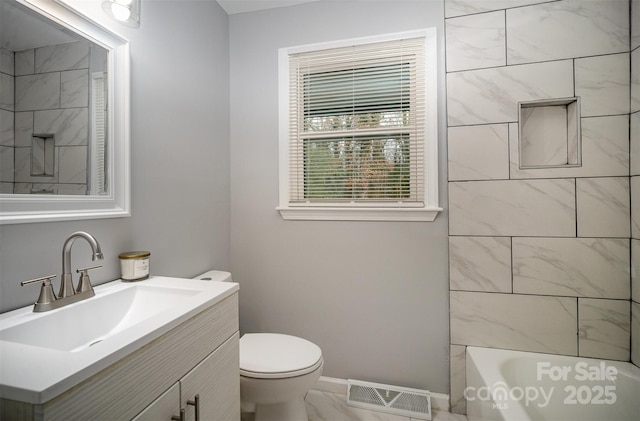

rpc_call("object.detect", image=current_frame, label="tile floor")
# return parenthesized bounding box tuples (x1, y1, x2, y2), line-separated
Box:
(242, 390, 468, 421)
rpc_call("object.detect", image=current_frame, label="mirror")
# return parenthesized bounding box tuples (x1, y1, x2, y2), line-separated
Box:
(0, 0, 130, 224)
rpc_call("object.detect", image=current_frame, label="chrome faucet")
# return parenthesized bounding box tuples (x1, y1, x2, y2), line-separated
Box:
(21, 231, 104, 312)
(60, 231, 104, 298)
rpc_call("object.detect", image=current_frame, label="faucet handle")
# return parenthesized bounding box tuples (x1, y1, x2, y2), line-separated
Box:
(76, 265, 102, 294)
(21, 275, 57, 312)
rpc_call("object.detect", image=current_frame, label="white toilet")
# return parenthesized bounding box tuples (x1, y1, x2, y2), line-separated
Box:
(194, 270, 323, 421)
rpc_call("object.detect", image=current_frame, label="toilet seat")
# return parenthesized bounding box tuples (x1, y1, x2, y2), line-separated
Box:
(240, 333, 323, 379)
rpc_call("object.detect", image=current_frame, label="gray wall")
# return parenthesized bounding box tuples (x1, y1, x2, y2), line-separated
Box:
(0, 0, 231, 312)
(229, 1, 449, 392)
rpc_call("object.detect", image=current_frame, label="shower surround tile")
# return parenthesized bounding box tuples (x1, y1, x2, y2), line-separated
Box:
(576, 53, 630, 117)
(448, 124, 509, 181)
(444, 0, 550, 18)
(513, 238, 630, 299)
(576, 177, 630, 238)
(506, 0, 629, 65)
(509, 115, 629, 179)
(447, 60, 573, 126)
(450, 236, 511, 293)
(449, 179, 575, 236)
(450, 345, 466, 415)
(445, 11, 505, 72)
(578, 298, 630, 361)
(450, 291, 577, 355)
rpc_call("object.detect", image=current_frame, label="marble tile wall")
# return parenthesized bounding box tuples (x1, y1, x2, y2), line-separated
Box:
(7, 41, 90, 194)
(445, 0, 634, 413)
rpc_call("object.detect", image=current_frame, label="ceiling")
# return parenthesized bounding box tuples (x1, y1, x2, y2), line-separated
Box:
(216, 0, 318, 15)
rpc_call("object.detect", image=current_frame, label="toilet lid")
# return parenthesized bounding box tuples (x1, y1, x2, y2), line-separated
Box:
(239, 333, 323, 379)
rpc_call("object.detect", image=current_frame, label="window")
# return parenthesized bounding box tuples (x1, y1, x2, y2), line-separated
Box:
(277, 29, 440, 221)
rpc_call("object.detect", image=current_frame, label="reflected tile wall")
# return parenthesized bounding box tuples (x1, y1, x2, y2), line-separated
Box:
(15, 73, 60, 111)
(61, 70, 89, 109)
(0, 146, 14, 183)
(632, 112, 639, 176)
(34, 109, 89, 146)
(633, 48, 640, 112)
(35, 42, 89, 73)
(0, 73, 14, 111)
(632, 302, 640, 366)
(14, 49, 34, 76)
(1, 48, 14, 75)
(9, 40, 90, 193)
(633, 240, 640, 303)
(444, 0, 550, 18)
(0, 109, 13, 146)
(633, 177, 640, 239)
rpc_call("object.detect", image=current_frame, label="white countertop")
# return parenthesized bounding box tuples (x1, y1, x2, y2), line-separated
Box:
(0, 276, 238, 404)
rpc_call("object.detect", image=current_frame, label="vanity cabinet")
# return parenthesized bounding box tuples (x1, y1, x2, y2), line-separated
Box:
(134, 332, 239, 421)
(0, 293, 240, 421)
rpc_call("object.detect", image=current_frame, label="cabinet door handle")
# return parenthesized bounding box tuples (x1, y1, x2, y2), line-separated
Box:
(187, 394, 200, 421)
(171, 408, 185, 421)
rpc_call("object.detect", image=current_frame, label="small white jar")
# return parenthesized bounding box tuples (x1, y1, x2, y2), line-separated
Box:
(119, 251, 150, 281)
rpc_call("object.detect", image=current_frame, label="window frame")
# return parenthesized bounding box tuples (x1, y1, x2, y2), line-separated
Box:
(277, 28, 441, 222)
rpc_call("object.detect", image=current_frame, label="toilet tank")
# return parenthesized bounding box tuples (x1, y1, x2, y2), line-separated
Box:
(193, 270, 232, 282)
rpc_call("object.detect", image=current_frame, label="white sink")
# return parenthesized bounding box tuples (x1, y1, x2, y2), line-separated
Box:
(1, 284, 199, 352)
(0, 276, 238, 404)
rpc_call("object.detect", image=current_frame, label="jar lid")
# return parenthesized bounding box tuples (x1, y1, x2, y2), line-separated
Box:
(118, 251, 150, 259)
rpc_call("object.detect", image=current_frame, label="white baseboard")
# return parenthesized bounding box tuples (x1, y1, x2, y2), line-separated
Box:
(313, 376, 450, 412)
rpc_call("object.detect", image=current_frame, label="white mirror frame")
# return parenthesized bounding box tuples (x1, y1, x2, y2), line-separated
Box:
(0, 0, 130, 224)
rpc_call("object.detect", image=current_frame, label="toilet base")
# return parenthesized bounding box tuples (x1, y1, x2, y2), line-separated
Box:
(254, 397, 308, 421)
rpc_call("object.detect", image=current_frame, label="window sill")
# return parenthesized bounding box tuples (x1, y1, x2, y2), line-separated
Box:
(276, 206, 442, 222)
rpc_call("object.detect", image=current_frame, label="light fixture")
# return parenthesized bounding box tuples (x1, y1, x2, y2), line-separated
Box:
(102, 0, 140, 27)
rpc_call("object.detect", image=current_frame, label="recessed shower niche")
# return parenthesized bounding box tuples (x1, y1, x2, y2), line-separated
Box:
(518, 97, 582, 169)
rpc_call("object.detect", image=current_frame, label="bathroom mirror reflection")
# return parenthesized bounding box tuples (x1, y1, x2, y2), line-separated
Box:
(1, 0, 109, 195)
(0, 0, 131, 224)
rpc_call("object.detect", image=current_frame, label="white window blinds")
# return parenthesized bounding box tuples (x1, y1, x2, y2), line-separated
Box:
(287, 35, 426, 206)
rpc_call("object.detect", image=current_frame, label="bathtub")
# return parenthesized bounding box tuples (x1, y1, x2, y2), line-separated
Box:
(465, 346, 640, 421)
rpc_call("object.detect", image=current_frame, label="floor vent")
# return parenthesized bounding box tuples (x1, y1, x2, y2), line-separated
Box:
(346, 379, 431, 420)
